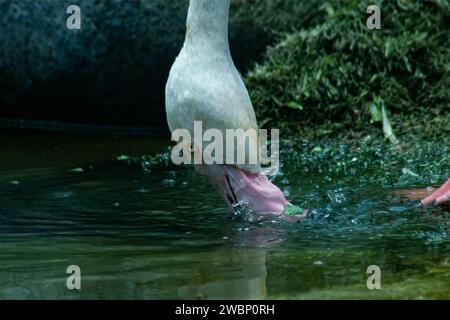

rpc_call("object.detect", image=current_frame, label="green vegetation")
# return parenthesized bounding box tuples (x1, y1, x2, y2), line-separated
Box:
(279, 112, 449, 187)
(237, 0, 450, 187)
(245, 0, 449, 135)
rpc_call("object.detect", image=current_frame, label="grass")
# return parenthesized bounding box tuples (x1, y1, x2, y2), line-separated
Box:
(245, 0, 449, 133)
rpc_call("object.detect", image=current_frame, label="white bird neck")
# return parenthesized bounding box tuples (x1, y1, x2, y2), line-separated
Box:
(184, 0, 231, 58)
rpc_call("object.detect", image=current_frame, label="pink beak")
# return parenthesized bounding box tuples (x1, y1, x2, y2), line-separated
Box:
(421, 178, 450, 206)
(196, 164, 288, 216)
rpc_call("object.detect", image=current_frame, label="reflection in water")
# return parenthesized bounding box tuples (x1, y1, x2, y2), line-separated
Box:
(0, 132, 449, 299)
(179, 249, 267, 300)
(178, 223, 293, 299)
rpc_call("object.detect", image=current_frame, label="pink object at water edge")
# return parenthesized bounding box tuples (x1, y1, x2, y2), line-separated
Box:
(195, 164, 307, 222)
(196, 164, 288, 214)
(393, 178, 450, 207)
(421, 178, 450, 206)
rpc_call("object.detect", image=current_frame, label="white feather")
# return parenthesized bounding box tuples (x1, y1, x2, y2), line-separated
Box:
(165, 0, 260, 173)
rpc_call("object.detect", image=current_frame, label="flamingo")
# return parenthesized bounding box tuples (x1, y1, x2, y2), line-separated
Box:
(165, 0, 300, 218)
(165, 0, 447, 217)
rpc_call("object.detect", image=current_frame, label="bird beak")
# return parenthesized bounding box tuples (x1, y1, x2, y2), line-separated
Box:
(195, 164, 288, 216)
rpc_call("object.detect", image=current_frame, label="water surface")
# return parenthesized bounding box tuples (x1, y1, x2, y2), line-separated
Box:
(0, 131, 449, 299)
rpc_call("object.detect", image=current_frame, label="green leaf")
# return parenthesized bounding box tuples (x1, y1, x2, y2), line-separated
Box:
(382, 104, 400, 145)
(286, 101, 303, 110)
(370, 103, 382, 123)
(259, 117, 273, 128)
(312, 146, 323, 153)
(116, 155, 130, 161)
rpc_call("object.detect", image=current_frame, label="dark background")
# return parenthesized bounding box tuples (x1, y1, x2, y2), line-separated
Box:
(0, 0, 286, 129)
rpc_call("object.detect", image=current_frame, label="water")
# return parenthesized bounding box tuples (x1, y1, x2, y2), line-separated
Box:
(0, 131, 449, 299)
